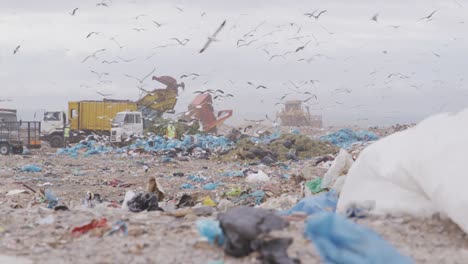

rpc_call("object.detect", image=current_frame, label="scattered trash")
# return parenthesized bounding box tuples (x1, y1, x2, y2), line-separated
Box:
(282, 190, 338, 216)
(304, 212, 413, 264)
(218, 206, 289, 257)
(202, 196, 217, 207)
(127, 192, 163, 212)
(257, 237, 300, 264)
(234, 190, 265, 205)
(246, 170, 270, 183)
(6, 189, 27, 196)
(181, 183, 195, 189)
(196, 219, 225, 246)
(320, 128, 379, 149)
(176, 194, 196, 208)
(260, 194, 298, 211)
(146, 177, 165, 201)
(44, 189, 59, 209)
(203, 182, 218, 190)
(121, 190, 136, 210)
(219, 171, 244, 177)
(72, 218, 108, 237)
(54, 205, 69, 211)
(107, 220, 128, 236)
(305, 178, 324, 194)
(20, 164, 42, 172)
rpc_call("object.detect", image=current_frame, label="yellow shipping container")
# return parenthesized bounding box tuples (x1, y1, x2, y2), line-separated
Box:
(68, 100, 137, 132)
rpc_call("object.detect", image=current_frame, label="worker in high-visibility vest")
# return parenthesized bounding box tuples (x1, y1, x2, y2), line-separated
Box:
(166, 124, 176, 139)
(64, 124, 70, 147)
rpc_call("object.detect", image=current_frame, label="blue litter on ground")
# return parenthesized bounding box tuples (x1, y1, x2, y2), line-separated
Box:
(188, 175, 206, 183)
(282, 190, 338, 216)
(219, 171, 244, 177)
(44, 189, 58, 208)
(304, 212, 413, 264)
(196, 219, 224, 246)
(203, 182, 218, 190)
(21, 164, 42, 172)
(181, 183, 195, 189)
(320, 128, 379, 149)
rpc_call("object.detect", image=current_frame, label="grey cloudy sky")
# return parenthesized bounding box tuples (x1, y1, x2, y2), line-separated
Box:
(1, 0, 467, 126)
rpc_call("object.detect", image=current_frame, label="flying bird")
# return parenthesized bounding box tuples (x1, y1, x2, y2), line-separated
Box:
(180, 73, 200, 79)
(117, 56, 136, 62)
(269, 54, 286, 61)
(256, 85, 268, 90)
(91, 71, 109, 78)
(133, 28, 147, 32)
(152, 20, 162, 27)
(125, 67, 156, 87)
(174, 6, 184, 12)
(303, 95, 318, 103)
(295, 40, 311, 52)
(13, 45, 21, 54)
(70, 8, 79, 16)
(102, 60, 118, 64)
(96, 91, 112, 97)
(110, 37, 125, 49)
(237, 39, 258, 48)
(371, 13, 379, 22)
(420, 10, 438, 21)
(96, 1, 109, 7)
(171, 38, 190, 46)
(134, 14, 147, 20)
(82, 49, 106, 63)
(86, 32, 100, 39)
(305, 10, 327, 20)
(200, 20, 226, 53)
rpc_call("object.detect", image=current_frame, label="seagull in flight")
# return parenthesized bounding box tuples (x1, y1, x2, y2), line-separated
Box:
(371, 13, 379, 22)
(13, 45, 21, 54)
(82, 49, 106, 63)
(171, 38, 190, 46)
(86, 32, 101, 39)
(96, 91, 112, 97)
(420, 10, 438, 21)
(70, 8, 79, 16)
(200, 20, 226, 53)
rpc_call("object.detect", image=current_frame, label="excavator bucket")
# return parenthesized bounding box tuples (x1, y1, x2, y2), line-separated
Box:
(185, 93, 232, 133)
(137, 75, 183, 118)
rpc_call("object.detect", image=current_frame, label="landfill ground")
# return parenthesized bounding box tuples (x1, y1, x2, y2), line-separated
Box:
(1, 142, 468, 264)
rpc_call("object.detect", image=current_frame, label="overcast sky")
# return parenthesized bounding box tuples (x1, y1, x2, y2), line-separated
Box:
(1, 0, 467, 126)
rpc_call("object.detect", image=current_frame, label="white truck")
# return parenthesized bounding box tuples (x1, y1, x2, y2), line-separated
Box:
(110, 111, 144, 144)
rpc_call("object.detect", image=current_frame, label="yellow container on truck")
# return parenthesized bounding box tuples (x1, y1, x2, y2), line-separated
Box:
(68, 100, 137, 132)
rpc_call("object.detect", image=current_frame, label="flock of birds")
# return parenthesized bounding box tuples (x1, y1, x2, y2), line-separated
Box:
(6, 1, 465, 128)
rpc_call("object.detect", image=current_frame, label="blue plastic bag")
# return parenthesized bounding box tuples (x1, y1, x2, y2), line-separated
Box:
(196, 219, 225, 246)
(21, 164, 42, 172)
(320, 128, 379, 149)
(203, 182, 218, 190)
(304, 213, 413, 264)
(181, 183, 195, 189)
(44, 189, 58, 208)
(282, 190, 337, 215)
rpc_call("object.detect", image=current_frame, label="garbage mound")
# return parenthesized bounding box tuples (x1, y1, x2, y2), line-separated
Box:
(225, 133, 338, 162)
(338, 108, 468, 233)
(320, 128, 379, 149)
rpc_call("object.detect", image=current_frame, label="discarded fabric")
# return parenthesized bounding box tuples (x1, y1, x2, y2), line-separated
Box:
(72, 218, 108, 237)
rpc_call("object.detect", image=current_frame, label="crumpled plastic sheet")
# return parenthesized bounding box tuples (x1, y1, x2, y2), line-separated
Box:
(219, 171, 244, 177)
(306, 178, 324, 194)
(203, 182, 219, 190)
(72, 218, 108, 237)
(320, 128, 379, 149)
(45, 189, 58, 208)
(107, 220, 128, 236)
(20, 164, 42, 172)
(282, 190, 338, 216)
(250, 131, 281, 144)
(181, 183, 196, 189)
(197, 219, 225, 246)
(218, 206, 294, 262)
(127, 192, 163, 212)
(187, 175, 207, 183)
(304, 212, 413, 264)
(234, 190, 265, 205)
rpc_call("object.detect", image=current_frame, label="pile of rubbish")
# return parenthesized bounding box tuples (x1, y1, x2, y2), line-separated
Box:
(56, 134, 234, 159)
(320, 128, 379, 149)
(225, 133, 338, 163)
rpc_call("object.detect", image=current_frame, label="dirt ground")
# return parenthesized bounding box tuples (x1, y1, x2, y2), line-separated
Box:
(1, 146, 467, 264)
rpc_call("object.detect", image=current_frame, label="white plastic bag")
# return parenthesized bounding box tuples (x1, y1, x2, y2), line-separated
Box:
(337, 108, 468, 233)
(321, 149, 353, 189)
(246, 170, 270, 182)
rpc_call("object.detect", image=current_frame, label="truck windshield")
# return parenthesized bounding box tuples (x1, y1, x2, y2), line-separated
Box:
(44, 112, 61, 121)
(113, 113, 125, 124)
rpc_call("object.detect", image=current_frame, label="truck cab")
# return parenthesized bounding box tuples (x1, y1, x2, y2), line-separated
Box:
(41, 111, 66, 148)
(110, 111, 143, 143)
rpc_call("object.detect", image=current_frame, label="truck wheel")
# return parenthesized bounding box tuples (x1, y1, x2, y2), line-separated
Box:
(0, 143, 10, 155)
(50, 135, 63, 148)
